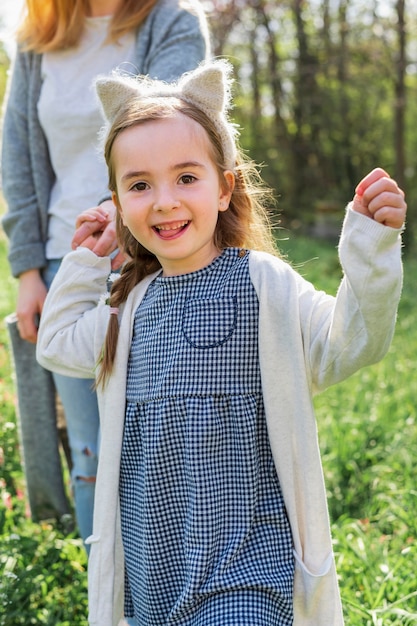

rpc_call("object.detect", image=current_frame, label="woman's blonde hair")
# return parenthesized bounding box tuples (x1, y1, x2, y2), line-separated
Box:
(16, 0, 159, 52)
(96, 96, 280, 386)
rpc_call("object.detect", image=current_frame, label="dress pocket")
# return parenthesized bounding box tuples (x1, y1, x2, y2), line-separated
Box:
(182, 296, 237, 348)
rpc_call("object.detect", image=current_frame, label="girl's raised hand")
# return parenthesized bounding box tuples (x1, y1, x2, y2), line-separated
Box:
(352, 167, 407, 229)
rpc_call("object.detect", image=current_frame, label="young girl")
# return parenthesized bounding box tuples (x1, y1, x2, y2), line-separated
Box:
(37, 60, 406, 626)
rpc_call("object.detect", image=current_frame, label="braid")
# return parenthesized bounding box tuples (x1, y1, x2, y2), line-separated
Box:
(96, 251, 161, 387)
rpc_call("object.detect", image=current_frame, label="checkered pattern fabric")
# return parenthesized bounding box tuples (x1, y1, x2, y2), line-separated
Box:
(120, 248, 294, 625)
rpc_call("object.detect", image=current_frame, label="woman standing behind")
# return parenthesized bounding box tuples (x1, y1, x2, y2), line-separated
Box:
(1, 0, 210, 547)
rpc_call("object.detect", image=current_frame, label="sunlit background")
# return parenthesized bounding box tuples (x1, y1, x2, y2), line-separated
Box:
(0, 0, 24, 57)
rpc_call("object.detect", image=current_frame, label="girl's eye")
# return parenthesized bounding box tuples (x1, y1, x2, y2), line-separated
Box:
(132, 181, 148, 192)
(179, 174, 196, 185)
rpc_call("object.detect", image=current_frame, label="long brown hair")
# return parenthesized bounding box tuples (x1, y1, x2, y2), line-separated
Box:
(16, 0, 159, 52)
(96, 96, 280, 387)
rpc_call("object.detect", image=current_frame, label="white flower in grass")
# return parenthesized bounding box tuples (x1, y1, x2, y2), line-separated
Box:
(98, 271, 121, 306)
(98, 291, 111, 306)
(108, 272, 120, 284)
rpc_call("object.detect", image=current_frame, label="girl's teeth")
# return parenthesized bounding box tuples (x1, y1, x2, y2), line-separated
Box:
(157, 221, 188, 231)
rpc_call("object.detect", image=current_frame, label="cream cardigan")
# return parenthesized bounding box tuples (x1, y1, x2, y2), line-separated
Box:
(37, 208, 403, 625)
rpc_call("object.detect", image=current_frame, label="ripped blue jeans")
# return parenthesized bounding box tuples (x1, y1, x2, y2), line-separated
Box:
(44, 259, 100, 549)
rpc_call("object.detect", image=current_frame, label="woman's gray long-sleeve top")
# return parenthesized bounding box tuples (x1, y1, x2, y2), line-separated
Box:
(1, 0, 210, 277)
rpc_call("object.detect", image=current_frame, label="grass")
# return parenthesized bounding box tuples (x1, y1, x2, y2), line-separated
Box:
(0, 212, 416, 624)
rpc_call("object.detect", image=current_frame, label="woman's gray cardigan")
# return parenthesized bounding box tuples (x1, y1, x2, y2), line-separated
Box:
(1, 0, 210, 277)
(36, 208, 404, 625)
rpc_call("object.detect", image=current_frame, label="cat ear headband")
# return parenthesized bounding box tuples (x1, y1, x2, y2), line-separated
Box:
(95, 59, 238, 169)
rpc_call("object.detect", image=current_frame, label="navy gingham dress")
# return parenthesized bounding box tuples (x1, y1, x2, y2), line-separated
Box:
(120, 248, 294, 625)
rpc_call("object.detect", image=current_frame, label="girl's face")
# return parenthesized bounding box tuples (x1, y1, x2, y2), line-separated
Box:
(112, 113, 234, 276)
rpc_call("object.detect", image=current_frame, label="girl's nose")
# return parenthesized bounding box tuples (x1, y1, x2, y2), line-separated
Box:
(152, 187, 180, 212)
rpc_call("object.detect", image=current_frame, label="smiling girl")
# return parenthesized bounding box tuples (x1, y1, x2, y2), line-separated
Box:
(112, 112, 235, 275)
(37, 60, 406, 626)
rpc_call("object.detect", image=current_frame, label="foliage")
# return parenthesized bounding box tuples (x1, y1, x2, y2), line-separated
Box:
(0, 516, 88, 625)
(0, 36, 10, 104)
(205, 0, 417, 250)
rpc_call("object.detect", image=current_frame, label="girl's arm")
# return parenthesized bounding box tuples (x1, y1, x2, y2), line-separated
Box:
(254, 168, 405, 394)
(303, 179, 405, 392)
(36, 248, 113, 378)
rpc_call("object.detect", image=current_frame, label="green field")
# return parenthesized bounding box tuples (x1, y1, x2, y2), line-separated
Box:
(0, 211, 416, 624)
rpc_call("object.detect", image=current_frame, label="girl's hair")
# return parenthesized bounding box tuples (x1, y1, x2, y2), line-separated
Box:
(96, 96, 280, 386)
(16, 0, 159, 52)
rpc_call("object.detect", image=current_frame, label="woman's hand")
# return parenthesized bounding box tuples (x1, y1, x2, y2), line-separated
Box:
(16, 269, 47, 343)
(71, 200, 125, 269)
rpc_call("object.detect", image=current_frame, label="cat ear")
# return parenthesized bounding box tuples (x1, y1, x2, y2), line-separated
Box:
(95, 60, 238, 168)
(95, 74, 141, 123)
(96, 60, 234, 124)
(179, 60, 237, 168)
(180, 59, 233, 117)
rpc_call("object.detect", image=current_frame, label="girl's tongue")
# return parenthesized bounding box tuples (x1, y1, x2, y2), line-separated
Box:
(154, 220, 189, 239)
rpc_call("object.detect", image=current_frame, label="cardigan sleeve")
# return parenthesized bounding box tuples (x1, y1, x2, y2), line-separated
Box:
(300, 207, 403, 392)
(36, 248, 112, 378)
(252, 207, 403, 395)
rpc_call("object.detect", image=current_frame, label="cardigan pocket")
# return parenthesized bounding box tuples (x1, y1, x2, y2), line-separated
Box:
(293, 550, 344, 625)
(182, 296, 237, 348)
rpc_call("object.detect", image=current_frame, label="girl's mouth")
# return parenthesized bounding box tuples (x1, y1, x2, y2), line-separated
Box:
(153, 220, 190, 239)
